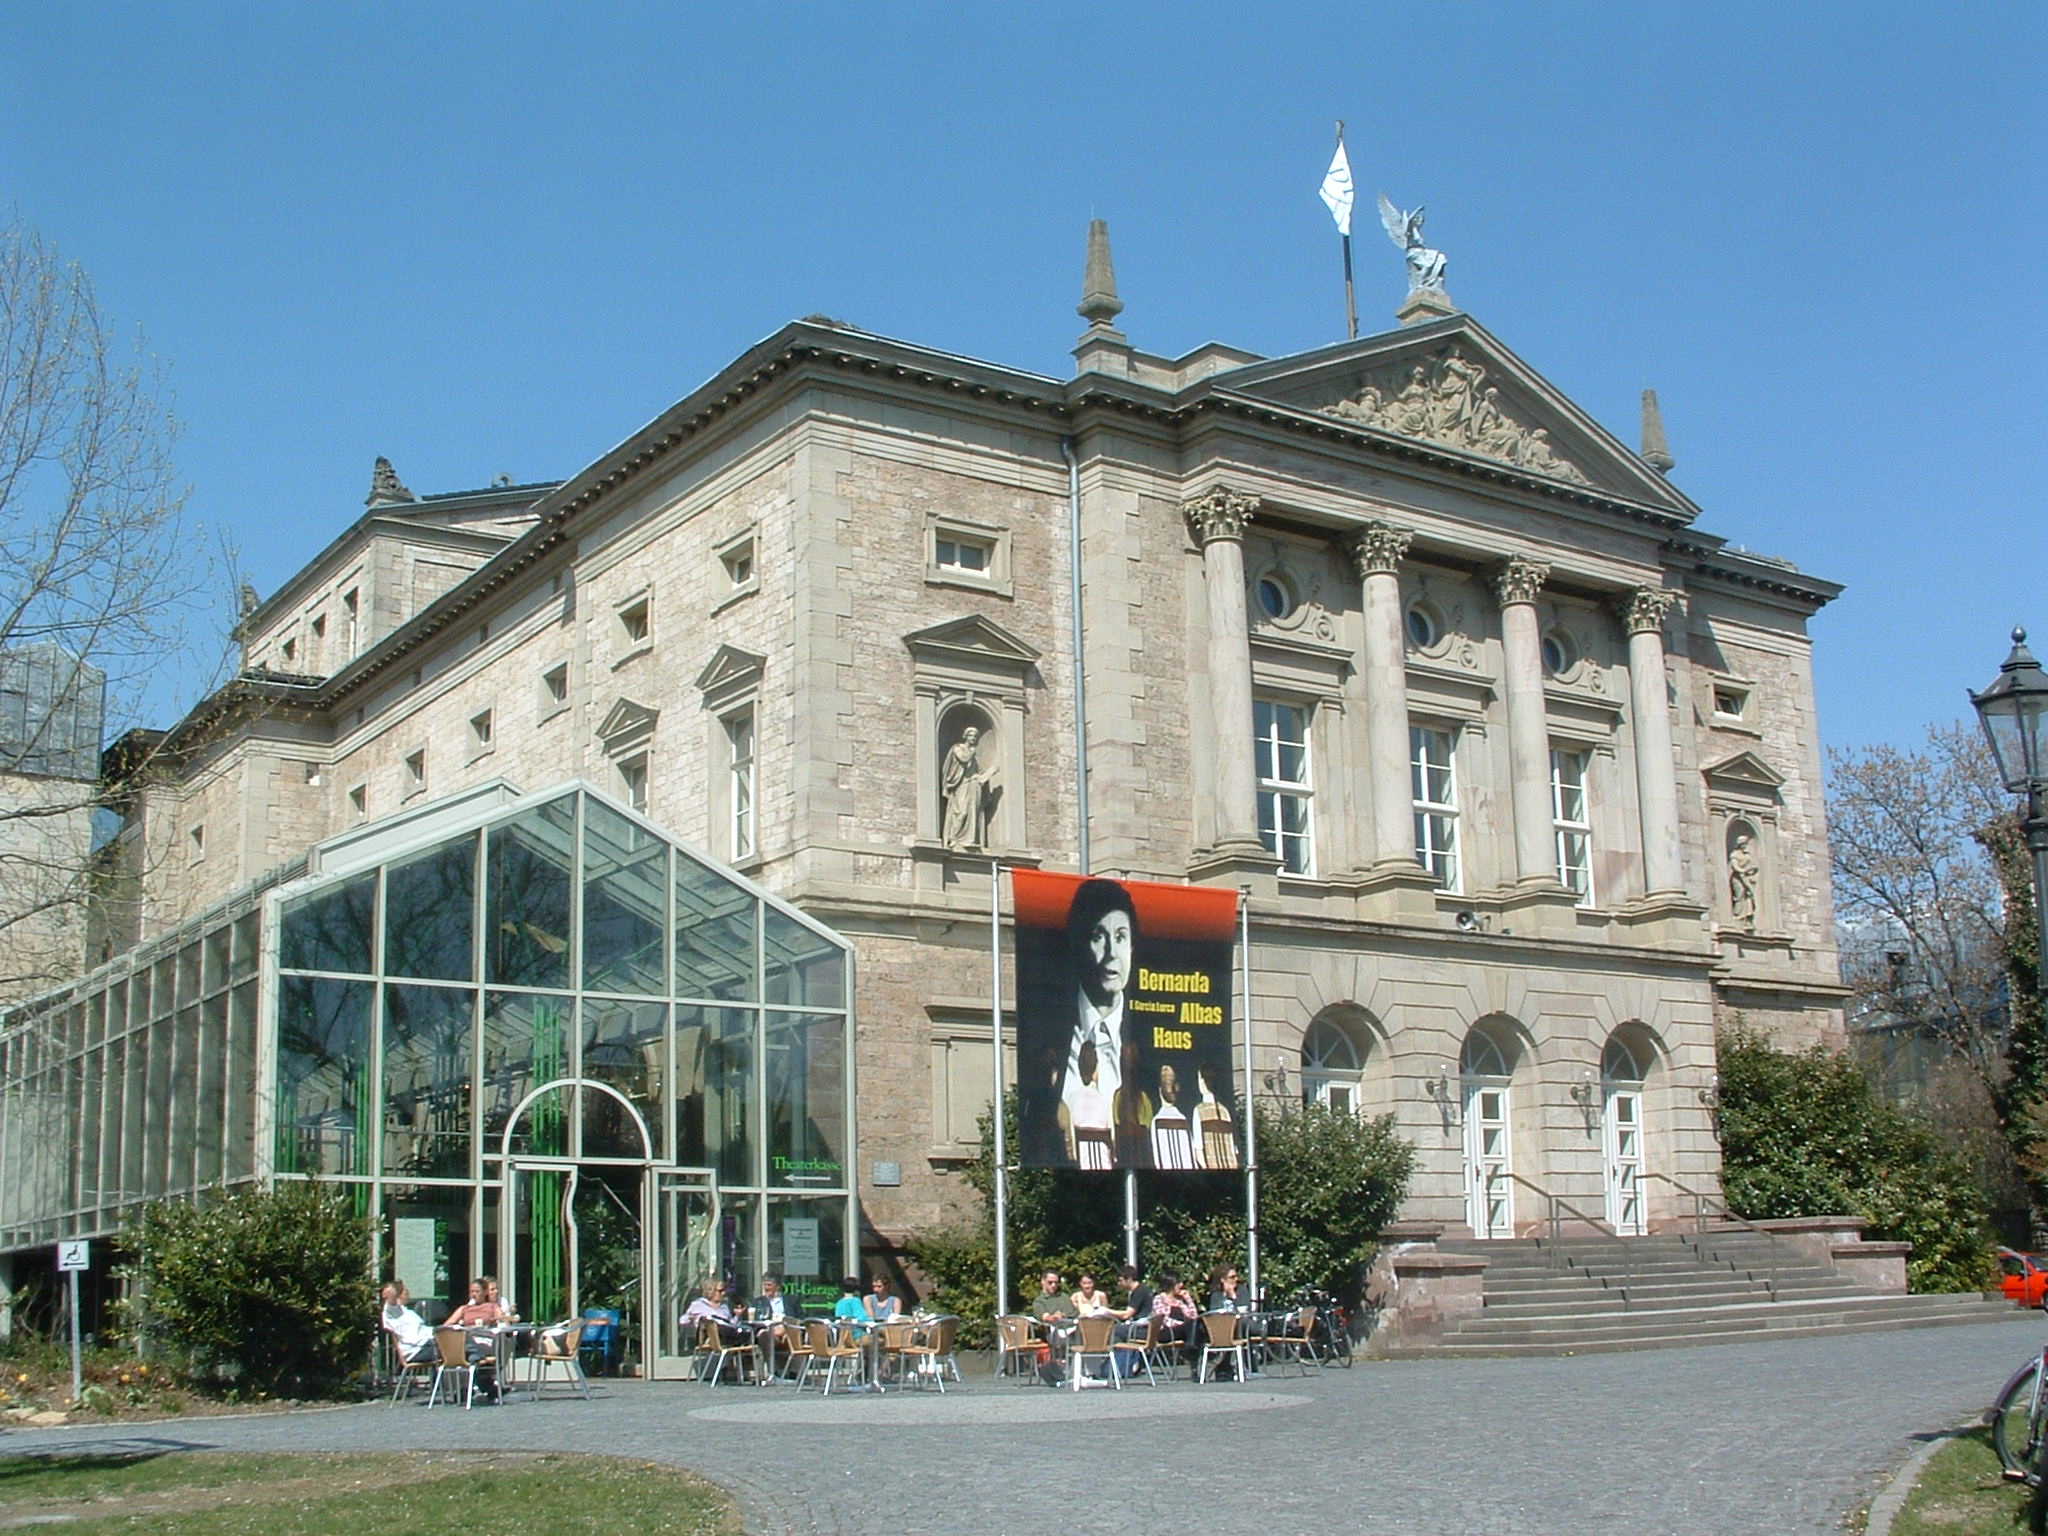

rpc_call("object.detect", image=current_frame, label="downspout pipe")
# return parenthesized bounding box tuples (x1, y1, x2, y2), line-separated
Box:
(1061, 436, 1089, 873)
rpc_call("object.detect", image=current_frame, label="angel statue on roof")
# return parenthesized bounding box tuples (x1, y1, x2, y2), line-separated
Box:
(1378, 194, 1447, 294)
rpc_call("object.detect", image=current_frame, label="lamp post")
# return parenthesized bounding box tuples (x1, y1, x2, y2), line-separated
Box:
(1969, 627, 2048, 1026)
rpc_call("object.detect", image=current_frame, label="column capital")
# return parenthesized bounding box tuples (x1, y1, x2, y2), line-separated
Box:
(1347, 520, 1414, 579)
(1618, 586, 1680, 636)
(1493, 556, 1551, 608)
(1183, 486, 1259, 545)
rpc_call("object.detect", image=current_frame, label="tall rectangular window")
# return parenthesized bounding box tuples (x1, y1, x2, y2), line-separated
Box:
(1550, 747, 1593, 904)
(726, 711, 756, 859)
(1253, 698, 1313, 875)
(1410, 724, 1460, 890)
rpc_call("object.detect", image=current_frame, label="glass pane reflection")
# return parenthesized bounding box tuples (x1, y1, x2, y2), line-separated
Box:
(276, 975, 372, 1175)
(583, 799, 666, 996)
(487, 797, 576, 990)
(386, 836, 477, 981)
(676, 1005, 753, 1185)
(580, 999, 664, 1159)
(675, 849, 755, 1001)
(766, 1012, 846, 1189)
(383, 984, 474, 1180)
(763, 908, 844, 1008)
(280, 873, 376, 975)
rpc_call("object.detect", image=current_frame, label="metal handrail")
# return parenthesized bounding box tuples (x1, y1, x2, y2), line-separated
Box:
(1489, 1170, 1642, 1309)
(1640, 1171, 1782, 1301)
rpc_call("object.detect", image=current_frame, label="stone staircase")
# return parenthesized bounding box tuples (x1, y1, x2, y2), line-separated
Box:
(1389, 1229, 2011, 1357)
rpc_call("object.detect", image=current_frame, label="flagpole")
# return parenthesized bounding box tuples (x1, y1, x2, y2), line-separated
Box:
(990, 858, 1010, 1320)
(1337, 121, 1357, 340)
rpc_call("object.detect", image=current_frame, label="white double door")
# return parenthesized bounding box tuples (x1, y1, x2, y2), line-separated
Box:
(1462, 1080, 1513, 1239)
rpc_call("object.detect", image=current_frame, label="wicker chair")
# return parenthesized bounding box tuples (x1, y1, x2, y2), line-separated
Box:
(1198, 1310, 1248, 1384)
(697, 1317, 752, 1385)
(1267, 1304, 1322, 1376)
(894, 1316, 960, 1392)
(1113, 1312, 1163, 1386)
(385, 1331, 435, 1404)
(1068, 1314, 1121, 1391)
(532, 1319, 592, 1398)
(994, 1314, 1042, 1384)
(427, 1325, 494, 1409)
(796, 1319, 867, 1395)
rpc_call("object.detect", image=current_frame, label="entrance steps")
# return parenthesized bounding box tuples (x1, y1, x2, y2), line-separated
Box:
(1384, 1231, 2011, 1357)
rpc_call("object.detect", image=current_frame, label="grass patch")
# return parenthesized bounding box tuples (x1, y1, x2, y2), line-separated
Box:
(1888, 1426, 2032, 1534)
(0, 1450, 741, 1535)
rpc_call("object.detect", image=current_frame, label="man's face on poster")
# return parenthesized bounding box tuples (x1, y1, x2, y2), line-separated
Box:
(1081, 908, 1133, 1006)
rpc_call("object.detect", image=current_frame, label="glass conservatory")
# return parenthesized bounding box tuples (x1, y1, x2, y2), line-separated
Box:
(0, 782, 855, 1376)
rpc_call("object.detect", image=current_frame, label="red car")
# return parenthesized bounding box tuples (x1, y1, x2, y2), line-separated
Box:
(1999, 1249, 2048, 1308)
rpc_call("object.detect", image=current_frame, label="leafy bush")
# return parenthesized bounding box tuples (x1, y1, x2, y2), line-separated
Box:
(1717, 1029, 1995, 1292)
(123, 1182, 377, 1398)
(911, 1092, 1414, 1343)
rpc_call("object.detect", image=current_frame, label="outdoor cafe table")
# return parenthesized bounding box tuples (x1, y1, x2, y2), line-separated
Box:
(473, 1323, 538, 1401)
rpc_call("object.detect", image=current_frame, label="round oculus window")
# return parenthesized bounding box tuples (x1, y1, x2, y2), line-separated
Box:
(1406, 604, 1439, 648)
(1541, 631, 1576, 676)
(1255, 575, 1293, 621)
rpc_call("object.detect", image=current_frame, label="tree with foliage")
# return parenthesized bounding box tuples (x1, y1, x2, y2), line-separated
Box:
(1716, 1029, 1994, 1292)
(123, 1182, 377, 1398)
(0, 219, 222, 1003)
(912, 1091, 1413, 1344)
(1830, 723, 2044, 1232)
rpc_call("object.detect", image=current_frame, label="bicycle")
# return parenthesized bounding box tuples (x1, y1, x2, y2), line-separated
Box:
(1990, 1338, 2048, 1480)
(1294, 1289, 1354, 1368)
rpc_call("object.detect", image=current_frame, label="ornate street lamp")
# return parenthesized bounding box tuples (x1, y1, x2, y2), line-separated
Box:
(1970, 627, 2048, 1010)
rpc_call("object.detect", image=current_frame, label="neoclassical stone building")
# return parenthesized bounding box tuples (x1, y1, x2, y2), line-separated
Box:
(1, 230, 1845, 1309)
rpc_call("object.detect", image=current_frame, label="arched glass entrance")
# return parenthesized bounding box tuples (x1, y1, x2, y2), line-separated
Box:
(1602, 1035, 1649, 1235)
(1460, 1029, 1516, 1239)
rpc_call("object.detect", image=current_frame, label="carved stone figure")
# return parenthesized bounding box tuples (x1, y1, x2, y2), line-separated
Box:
(1728, 829, 1760, 928)
(1378, 194, 1448, 293)
(366, 456, 416, 506)
(941, 725, 997, 850)
(1322, 350, 1589, 485)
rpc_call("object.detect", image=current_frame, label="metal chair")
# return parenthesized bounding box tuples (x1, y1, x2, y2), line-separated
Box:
(1267, 1304, 1323, 1376)
(1113, 1312, 1162, 1386)
(578, 1307, 622, 1375)
(427, 1325, 493, 1409)
(895, 1316, 959, 1392)
(386, 1331, 435, 1404)
(796, 1319, 866, 1395)
(697, 1317, 752, 1385)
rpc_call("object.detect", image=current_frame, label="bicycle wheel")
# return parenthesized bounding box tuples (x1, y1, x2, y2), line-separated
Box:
(1993, 1357, 2045, 1478)
(1329, 1320, 1353, 1367)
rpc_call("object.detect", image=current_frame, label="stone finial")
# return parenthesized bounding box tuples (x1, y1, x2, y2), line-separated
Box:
(1641, 390, 1675, 475)
(1347, 521, 1414, 579)
(1183, 486, 1258, 545)
(1618, 586, 1680, 635)
(1494, 557, 1550, 608)
(367, 456, 416, 507)
(1077, 219, 1125, 333)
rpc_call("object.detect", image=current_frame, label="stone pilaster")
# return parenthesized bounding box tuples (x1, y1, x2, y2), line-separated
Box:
(1184, 488, 1273, 870)
(1494, 558, 1564, 891)
(1620, 586, 1684, 897)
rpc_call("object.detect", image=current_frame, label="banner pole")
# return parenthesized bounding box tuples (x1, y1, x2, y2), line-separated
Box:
(991, 859, 1010, 1321)
(1240, 887, 1260, 1302)
(1336, 121, 1357, 341)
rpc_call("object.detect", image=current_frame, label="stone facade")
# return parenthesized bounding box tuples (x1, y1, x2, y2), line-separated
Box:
(63, 284, 1846, 1249)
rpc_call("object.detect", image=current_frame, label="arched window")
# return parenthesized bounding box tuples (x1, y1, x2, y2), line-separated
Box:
(1300, 1015, 1365, 1112)
(1461, 1031, 1510, 1079)
(1602, 1035, 1646, 1085)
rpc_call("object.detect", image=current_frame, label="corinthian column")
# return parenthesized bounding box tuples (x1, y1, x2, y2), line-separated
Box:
(1184, 487, 1268, 857)
(1348, 521, 1418, 872)
(1620, 586, 1684, 896)
(1495, 557, 1560, 887)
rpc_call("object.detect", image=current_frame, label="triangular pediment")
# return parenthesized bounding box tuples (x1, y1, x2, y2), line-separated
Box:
(695, 644, 767, 694)
(903, 614, 1043, 667)
(1701, 750, 1785, 790)
(1209, 316, 1698, 516)
(596, 697, 660, 748)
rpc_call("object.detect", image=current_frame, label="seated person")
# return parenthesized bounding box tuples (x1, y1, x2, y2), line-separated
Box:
(1150, 1272, 1199, 1344)
(1071, 1272, 1116, 1317)
(1207, 1264, 1251, 1314)
(683, 1279, 751, 1347)
(864, 1273, 901, 1322)
(379, 1281, 438, 1364)
(832, 1275, 872, 1334)
(446, 1278, 506, 1361)
(483, 1276, 519, 1324)
(751, 1273, 798, 1329)
(1027, 1268, 1075, 1329)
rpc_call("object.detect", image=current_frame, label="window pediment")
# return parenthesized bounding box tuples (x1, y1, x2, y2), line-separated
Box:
(903, 614, 1042, 669)
(696, 645, 765, 713)
(596, 697, 659, 756)
(1701, 749, 1785, 792)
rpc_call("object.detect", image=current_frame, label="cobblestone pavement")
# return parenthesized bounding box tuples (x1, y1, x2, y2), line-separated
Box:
(3, 1316, 2040, 1535)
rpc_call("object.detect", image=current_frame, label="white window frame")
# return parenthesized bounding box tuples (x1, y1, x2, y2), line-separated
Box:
(1411, 724, 1460, 891)
(725, 709, 756, 860)
(618, 753, 649, 813)
(1300, 1016, 1363, 1111)
(403, 747, 427, 800)
(469, 707, 496, 762)
(613, 590, 653, 667)
(715, 528, 759, 610)
(1550, 746, 1593, 905)
(538, 662, 570, 723)
(1253, 697, 1314, 875)
(925, 514, 1012, 597)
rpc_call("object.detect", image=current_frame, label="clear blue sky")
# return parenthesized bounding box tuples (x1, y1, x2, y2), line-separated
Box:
(5, 2, 2041, 757)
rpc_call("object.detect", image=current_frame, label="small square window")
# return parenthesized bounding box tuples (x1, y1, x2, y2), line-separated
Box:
(723, 540, 754, 589)
(540, 662, 569, 717)
(1713, 686, 1750, 720)
(618, 596, 651, 648)
(935, 534, 991, 574)
(926, 518, 1011, 594)
(311, 614, 326, 638)
(189, 825, 205, 861)
(348, 784, 368, 819)
(404, 749, 427, 796)
(303, 763, 323, 787)
(281, 637, 297, 664)
(470, 709, 494, 752)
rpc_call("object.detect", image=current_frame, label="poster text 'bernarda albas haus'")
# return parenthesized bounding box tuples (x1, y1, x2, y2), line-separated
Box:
(1011, 871, 1240, 1172)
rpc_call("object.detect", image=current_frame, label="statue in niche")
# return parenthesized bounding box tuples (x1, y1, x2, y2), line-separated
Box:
(1728, 827, 1760, 929)
(941, 723, 1000, 850)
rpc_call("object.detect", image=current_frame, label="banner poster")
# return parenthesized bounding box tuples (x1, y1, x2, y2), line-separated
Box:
(1011, 870, 1240, 1172)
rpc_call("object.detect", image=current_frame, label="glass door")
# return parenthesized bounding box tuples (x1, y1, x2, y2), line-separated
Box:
(1604, 1088, 1645, 1235)
(502, 1160, 579, 1325)
(1462, 1083, 1512, 1239)
(646, 1167, 718, 1379)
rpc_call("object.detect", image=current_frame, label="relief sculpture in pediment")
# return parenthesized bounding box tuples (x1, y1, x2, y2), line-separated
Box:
(1325, 349, 1589, 485)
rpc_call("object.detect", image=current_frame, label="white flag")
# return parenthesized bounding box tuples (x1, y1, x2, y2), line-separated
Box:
(1319, 139, 1354, 237)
